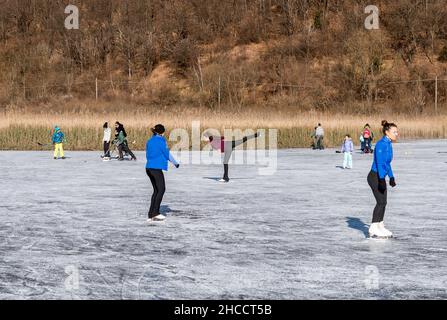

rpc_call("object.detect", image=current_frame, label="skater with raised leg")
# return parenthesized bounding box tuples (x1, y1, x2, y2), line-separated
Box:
(146, 124, 179, 222)
(204, 131, 259, 182)
(367, 120, 399, 239)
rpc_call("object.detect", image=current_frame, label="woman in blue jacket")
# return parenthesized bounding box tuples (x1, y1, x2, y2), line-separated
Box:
(146, 124, 179, 222)
(367, 120, 399, 238)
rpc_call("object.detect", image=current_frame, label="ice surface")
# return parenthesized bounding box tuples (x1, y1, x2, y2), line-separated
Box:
(0, 140, 446, 299)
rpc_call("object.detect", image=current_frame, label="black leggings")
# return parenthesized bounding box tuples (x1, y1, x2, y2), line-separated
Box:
(222, 134, 257, 180)
(367, 171, 387, 223)
(103, 141, 110, 157)
(146, 168, 166, 218)
(119, 143, 136, 160)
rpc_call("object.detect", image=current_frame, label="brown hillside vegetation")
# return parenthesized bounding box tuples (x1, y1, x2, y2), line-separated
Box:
(1, 0, 447, 149)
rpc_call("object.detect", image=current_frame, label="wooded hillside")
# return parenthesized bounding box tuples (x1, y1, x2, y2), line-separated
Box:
(1, 0, 447, 115)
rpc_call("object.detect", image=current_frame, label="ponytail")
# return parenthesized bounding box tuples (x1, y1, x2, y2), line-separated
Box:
(381, 120, 397, 135)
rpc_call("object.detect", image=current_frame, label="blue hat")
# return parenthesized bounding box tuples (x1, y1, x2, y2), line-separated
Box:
(55, 126, 60, 131)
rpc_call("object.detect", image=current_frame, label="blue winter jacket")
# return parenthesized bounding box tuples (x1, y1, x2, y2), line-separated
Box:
(52, 130, 65, 144)
(371, 136, 394, 179)
(146, 135, 178, 171)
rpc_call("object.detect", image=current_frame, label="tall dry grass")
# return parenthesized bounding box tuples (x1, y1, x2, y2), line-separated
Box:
(1, 108, 446, 150)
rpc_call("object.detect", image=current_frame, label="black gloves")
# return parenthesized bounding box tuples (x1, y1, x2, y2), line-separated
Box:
(378, 177, 395, 193)
(390, 177, 396, 187)
(378, 179, 387, 194)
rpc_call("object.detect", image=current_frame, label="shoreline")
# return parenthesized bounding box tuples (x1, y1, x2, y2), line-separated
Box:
(1, 138, 445, 152)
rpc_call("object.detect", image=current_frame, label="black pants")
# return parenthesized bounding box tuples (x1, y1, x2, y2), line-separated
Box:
(103, 141, 110, 157)
(118, 143, 136, 160)
(146, 168, 166, 218)
(363, 138, 372, 152)
(315, 136, 324, 149)
(367, 171, 387, 223)
(222, 135, 257, 181)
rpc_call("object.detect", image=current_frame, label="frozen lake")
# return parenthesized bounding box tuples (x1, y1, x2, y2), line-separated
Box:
(0, 140, 446, 299)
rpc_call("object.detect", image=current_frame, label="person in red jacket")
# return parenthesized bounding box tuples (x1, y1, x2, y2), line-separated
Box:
(361, 124, 374, 154)
(204, 132, 259, 182)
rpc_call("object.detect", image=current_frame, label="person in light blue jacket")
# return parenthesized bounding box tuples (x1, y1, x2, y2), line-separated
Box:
(367, 120, 399, 239)
(341, 134, 354, 169)
(145, 124, 179, 222)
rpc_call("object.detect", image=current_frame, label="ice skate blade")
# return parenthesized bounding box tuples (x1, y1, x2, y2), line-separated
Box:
(368, 235, 393, 240)
(146, 219, 166, 225)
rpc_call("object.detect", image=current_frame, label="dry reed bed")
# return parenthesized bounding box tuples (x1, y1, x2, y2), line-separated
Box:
(1, 110, 446, 150)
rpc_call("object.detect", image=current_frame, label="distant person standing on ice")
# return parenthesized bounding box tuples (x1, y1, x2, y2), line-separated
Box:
(367, 120, 399, 239)
(204, 131, 259, 182)
(114, 121, 136, 161)
(310, 126, 317, 149)
(52, 126, 66, 160)
(341, 134, 354, 169)
(102, 122, 111, 159)
(145, 124, 179, 222)
(361, 124, 374, 153)
(314, 123, 325, 150)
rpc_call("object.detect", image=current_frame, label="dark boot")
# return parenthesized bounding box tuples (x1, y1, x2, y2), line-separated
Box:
(223, 164, 230, 182)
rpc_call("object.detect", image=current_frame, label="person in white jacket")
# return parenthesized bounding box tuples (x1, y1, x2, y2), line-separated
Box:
(315, 123, 325, 150)
(102, 122, 112, 159)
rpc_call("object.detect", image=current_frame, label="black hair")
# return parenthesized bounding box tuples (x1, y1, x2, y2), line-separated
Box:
(151, 124, 166, 135)
(318, 123, 321, 126)
(365, 123, 370, 127)
(115, 121, 127, 137)
(103, 122, 108, 128)
(346, 134, 351, 138)
(381, 120, 397, 135)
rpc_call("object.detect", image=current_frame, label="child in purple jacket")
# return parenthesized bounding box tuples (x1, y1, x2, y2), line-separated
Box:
(341, 134, 354, 169)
